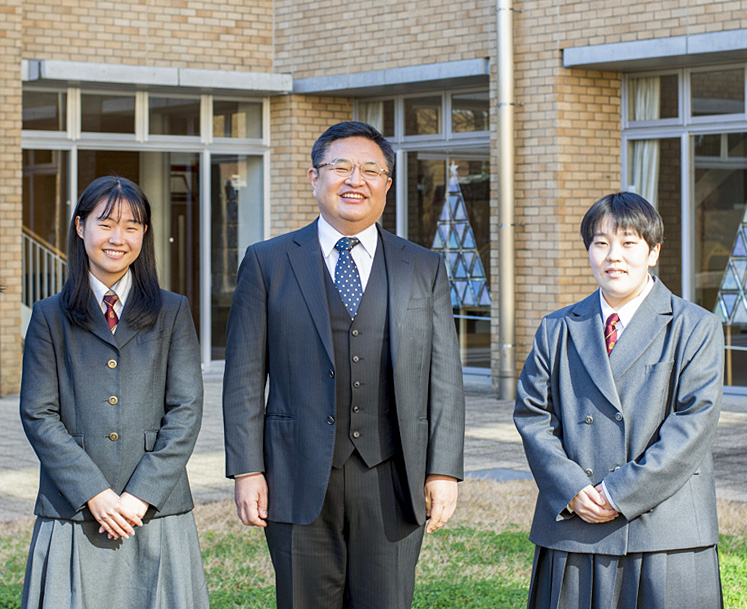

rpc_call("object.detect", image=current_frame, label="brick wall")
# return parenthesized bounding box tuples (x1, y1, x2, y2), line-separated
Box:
(268, 95, 353, 236)
(22, 0, 274, 71)
(0, 0, 23, 395)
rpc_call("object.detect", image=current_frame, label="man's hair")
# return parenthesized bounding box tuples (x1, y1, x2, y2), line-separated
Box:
(311, 121, 395, 174)
(580, 191, 664, 251)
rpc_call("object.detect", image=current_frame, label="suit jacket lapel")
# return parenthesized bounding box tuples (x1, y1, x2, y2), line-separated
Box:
(87, 292, 118, 348)
(567, 291, 622, 411)
(609, 278, 673, 382)
(288, 221, 335, 365)
(379, 227, 414, 370)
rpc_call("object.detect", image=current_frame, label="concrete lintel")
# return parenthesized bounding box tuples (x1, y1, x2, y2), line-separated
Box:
(563, 29, 747, 72)
(293, 58, 490, 96)
(22, 59, 293, 95)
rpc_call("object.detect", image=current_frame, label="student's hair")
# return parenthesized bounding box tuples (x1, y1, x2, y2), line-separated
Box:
(310, 121, 395, 175)
(580, 191, 664, 251)
(60, 175, 162, 330)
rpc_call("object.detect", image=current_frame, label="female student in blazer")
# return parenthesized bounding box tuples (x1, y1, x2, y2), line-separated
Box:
(20, 176, 209, 609)
(515, 192, 724, 608)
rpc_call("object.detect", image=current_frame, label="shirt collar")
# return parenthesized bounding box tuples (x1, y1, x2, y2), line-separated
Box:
(599, 274, 655, 328)
(317, 214, 378, 260)
(89, 269, 133, 307)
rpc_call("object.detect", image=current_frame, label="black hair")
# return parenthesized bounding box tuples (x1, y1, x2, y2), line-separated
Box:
(580, 191, 664, 251)
(310, 121, 395, 175)
(60, 175, 162, 330)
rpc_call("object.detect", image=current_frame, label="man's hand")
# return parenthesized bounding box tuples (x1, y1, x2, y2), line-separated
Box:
(234, 473, 269, 527)
(568, 484, 619, 524)
(424, 474, 458, 533)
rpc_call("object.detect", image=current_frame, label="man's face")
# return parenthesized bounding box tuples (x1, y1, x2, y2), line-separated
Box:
(588, 214, 661, 309)
(308, 136, 392, 235)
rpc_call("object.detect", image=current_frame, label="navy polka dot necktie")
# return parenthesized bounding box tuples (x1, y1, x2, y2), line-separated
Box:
(334, 237, 363, 320)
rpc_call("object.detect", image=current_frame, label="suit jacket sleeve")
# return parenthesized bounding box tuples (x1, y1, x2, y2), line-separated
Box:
(124, 295, 204, 510)
(20, 303, 111, 512)
(514, 316, 594, 519)
(222, 245, 268, 477)
(602, 312, 724, 520)
(425, 256, 465, 479)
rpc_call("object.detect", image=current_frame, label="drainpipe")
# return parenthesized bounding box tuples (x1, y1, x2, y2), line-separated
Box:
(497, 0, 516, 400)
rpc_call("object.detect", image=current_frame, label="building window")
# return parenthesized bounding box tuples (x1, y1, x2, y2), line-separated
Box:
(627, 74, 678, 123)
(358, 100, 395, 137)
(22, 90, 67, 131)
(81, 93, 136, 133)
(451, 91, 489, 133)
(404, 95, 442, 136)
(691, 68, 745, 117)
(213, 100, 263, 139)
(149, 96, 201, 137)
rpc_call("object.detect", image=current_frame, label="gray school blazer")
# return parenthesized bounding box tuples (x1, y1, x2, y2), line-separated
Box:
(514, 278, 724, 555)
(20, 290, 203, 521)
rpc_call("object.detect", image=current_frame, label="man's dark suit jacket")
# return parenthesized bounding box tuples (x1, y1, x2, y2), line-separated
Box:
(223, 220, 465, 525)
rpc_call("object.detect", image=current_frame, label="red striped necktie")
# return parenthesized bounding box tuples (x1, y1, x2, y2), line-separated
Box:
(103, 293, 119, 333)
(604, 313, 619, 355)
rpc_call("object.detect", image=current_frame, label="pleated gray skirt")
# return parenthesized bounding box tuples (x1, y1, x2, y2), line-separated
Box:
(527, 545, 723, 609)
(22, 512, 210, 609)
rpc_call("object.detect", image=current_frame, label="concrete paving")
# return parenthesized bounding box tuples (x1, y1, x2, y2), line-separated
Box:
(1, 374, 746, 523)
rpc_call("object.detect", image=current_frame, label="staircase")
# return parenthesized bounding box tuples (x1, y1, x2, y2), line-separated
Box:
(21, 227, 67, 338)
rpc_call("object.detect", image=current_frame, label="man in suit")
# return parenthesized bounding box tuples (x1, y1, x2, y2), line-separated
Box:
(223, 121, 465, 608)
(514, 192, 724, 607)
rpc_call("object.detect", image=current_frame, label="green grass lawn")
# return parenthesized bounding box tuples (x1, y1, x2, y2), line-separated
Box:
(1, 480, 746, 608)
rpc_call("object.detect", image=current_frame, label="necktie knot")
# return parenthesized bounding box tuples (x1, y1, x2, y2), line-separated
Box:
(335, 237, 360, 253)
(103, 293, 119, 332)
(604, 313, 619, 355)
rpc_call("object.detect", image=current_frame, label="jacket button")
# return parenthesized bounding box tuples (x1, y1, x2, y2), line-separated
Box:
(327, 416, 335, 424)
(328, 370, 335, 378)
(108, 432, 119, 442)
(585, 468, 593, 477)
(352, 355, 360, 363)
(584, 416, 594, 424)
(353, 381, 361, 388)
(352, 431, 360, 439)
(108, 396, 118, 405)
(351, 329, 359, 336)
(352, 406, 360, 413)
(615, 412, 623, 421)
(107, 360, 117, 369)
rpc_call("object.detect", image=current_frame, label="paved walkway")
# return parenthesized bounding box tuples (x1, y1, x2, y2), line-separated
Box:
(1, 375, 746, 522)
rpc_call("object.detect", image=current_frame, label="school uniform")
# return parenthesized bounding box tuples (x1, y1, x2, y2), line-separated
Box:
(514, 277, 724, 608)
(20, 272, 209, 609)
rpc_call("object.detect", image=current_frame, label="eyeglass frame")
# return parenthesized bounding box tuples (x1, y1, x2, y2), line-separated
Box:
(313, 158, 391, 179)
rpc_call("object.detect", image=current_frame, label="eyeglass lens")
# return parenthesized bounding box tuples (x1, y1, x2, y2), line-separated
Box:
(332, 159, 385, 178)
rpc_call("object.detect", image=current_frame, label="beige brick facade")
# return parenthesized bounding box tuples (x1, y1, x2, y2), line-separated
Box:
(0, 0, 23, 395)
(1, 0, 745, 393)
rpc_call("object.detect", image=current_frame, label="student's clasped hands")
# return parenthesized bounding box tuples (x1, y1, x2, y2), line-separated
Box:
(87, 489, 149, 540)
(569, 484, 619, 524)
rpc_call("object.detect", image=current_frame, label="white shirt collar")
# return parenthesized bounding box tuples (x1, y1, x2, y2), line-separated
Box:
(317, 214, 378, 260)
(89, 269, 133, 314)
(599, 274, 655, 331)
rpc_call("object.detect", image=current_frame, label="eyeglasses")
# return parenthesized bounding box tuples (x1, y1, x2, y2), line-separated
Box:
(314, 158, 391, 179)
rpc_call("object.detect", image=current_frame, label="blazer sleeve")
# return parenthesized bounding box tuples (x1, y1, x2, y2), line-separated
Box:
(602, 313, 724, 520)
(222, 245, 268, 478)
(124, 295, 204, 509)
(20, 303, 111, 512)
(514, 316, 598, 520)
(425, 256, 466, 480)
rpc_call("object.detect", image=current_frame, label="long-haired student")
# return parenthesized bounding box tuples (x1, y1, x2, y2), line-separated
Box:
(20, 176, 209, 609)
(515, 192, 724, 608)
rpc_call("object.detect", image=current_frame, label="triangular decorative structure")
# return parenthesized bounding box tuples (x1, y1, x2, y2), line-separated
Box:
(714, 207, 747, 325)
(431, 163, 492, 308)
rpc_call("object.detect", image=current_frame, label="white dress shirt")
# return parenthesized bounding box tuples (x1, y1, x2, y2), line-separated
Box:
(317, 214, 378, 292)
(89, 270, 132, 333)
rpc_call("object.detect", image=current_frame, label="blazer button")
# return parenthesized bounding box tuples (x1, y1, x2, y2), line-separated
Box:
(108, 432, 119, 442)
(351, 329, 359, 336)
(353, 381, 361, 388)
(327, 416, 335, 424)
(352, 431, 360, 439)
(584, 416, 594, 424)
(328, 370, 335, 378)
(108, 396, 118, 405)
(615, 412, 623, 421)
(585, 468, 593, 477)
(107, 360, 117, 369)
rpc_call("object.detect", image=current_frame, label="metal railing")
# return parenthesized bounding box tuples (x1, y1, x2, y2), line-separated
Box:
(22, 227, 67, 308)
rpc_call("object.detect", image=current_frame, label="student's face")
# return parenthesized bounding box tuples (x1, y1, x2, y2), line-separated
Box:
(588, 215, 660, 310)
(308, 136, 392, 236)
(75, 198, 146, 288)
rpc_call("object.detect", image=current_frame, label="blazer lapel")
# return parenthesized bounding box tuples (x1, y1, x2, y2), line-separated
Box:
(288, 221, 335, 365)
(379, 227, 414, 369)
(567, 292, 622, 411)
(609, 278, 673, 382)
(87, 292, 118, 348)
